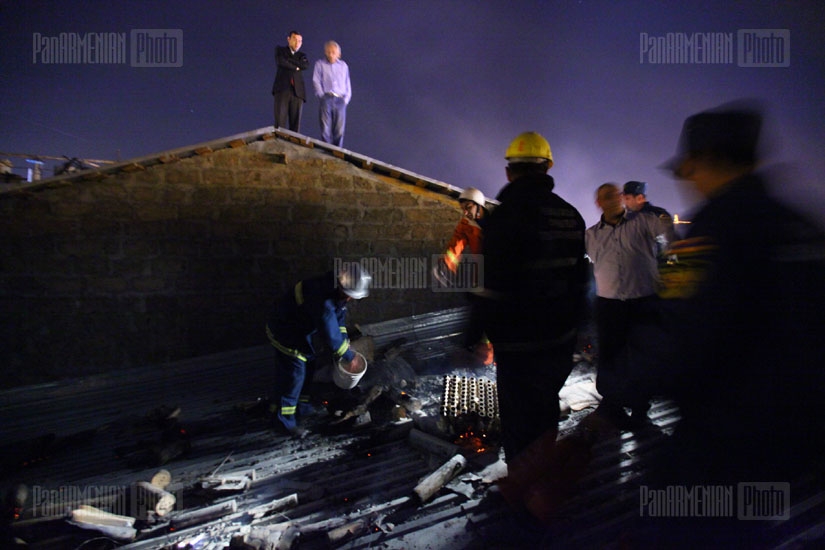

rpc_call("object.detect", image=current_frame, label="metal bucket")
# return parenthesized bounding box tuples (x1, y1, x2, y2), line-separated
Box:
(333, 351, 368, 390)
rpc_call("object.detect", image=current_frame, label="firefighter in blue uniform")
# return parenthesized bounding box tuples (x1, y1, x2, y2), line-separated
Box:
(266, 265, 371, 437)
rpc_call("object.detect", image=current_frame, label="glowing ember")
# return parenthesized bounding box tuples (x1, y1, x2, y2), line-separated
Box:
(456, 429, 489, 454)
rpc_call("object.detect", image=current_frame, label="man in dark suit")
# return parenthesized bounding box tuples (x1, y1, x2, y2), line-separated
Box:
(272, 30, 308, 132)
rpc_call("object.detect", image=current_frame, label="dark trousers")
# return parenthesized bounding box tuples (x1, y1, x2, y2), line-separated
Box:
(274, 91, 303, 132)
(595, 295, 659, 411)
(495, 338, 576, 461)
(464, 292, 485, 348)
(319, 95, 346, 147)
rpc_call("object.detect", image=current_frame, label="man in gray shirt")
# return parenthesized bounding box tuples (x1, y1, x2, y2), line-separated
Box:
(585, 182, 672, 428)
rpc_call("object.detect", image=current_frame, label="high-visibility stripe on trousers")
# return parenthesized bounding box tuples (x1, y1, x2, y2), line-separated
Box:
(266, 324, 307, 431)
(273, 348, 305, 431)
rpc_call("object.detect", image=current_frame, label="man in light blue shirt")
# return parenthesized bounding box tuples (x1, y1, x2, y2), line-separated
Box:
(312, 41, 351, 147)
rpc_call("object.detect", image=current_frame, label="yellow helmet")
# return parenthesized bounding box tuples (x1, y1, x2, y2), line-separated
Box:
(505, 131, 553, 167)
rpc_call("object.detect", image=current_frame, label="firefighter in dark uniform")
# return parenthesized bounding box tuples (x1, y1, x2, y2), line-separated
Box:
(477, 131, 590, 462)
(639, 104, 825, 545)
(266, 265, 371, 437)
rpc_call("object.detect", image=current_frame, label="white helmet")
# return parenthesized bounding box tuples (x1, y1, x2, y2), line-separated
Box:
(458, 187, 485, 207)
(338, 263, 372, 299)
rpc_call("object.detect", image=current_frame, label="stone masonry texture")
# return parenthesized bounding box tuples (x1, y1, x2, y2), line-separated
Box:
(0, 138, 466, 388)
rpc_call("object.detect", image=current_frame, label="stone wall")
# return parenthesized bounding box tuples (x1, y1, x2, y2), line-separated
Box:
(0, 137, 465, 388)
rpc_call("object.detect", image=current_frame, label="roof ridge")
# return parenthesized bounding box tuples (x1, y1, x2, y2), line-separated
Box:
(0, 127, 489, 204)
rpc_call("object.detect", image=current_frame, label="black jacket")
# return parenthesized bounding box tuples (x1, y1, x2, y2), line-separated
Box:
(479, 174, 589, 346)
(657, 173, 825, 480)
(272, 45, 309, 100)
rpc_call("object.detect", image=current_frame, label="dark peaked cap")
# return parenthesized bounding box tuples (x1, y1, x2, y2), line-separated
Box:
(662, 104, 763, 173)
(623, 181, 647, 195)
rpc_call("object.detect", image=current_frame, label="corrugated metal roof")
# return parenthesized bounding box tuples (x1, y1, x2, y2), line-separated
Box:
(1, 307, 822, 549)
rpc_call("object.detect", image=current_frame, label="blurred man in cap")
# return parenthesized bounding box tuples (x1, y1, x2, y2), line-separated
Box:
(640, 102, 825, 544)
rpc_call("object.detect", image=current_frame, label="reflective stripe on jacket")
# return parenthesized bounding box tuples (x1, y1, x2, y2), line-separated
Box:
(443, 217, 483, 272)
(267, 271, 355, 362)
